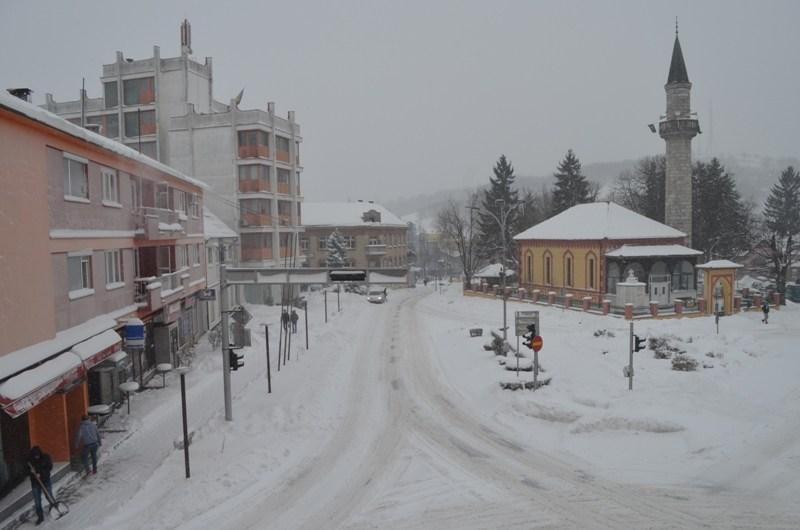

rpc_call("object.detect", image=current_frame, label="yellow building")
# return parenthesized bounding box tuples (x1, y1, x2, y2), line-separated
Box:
(514, 202, 702, 306)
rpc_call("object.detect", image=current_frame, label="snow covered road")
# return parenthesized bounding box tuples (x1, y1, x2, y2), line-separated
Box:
(20, 286, 800, 529)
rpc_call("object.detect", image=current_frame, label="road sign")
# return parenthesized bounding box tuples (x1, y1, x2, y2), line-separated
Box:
(532, 336, 543, 352)
(198, 288, 216, 301)
(231, 306, 252, 326)
(515, 311, 539, 336)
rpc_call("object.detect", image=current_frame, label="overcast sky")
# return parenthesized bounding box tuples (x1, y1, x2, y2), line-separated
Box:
(2, 0, 799, 202)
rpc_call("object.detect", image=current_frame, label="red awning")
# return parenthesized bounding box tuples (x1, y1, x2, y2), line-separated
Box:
(0, 330, 121, 418)
(0, 354, 85, 418)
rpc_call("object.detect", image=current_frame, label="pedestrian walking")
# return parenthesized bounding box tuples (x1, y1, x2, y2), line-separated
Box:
(383, 287, 388, 301)
(27, 446, 53, 525)
(761, 300, 770, 324)
(290, 309, 299, 333)
(281, 310, 290, 331)
(74, 415, 101, 476)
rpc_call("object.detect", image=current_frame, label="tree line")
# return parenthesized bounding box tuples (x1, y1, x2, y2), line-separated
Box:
(436, 150, 800, 295)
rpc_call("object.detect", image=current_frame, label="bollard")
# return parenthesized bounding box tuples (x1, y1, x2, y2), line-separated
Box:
(532, 289, 540, 302)
(564, 293, 574, 308)
(674, 300, 684, 315)
(602, 300, 611, 315)
(624, 303, 634, 320)
(733, 296, 741, 313)
(547, 291, 556, 305)
(753, 293, 763, 309)
(649, 301, 659, 317)
(582, 296, 592, 311)
(697, 298, 706, 314)
(772, 291, 781, 308)
(518, 288, 526, 299)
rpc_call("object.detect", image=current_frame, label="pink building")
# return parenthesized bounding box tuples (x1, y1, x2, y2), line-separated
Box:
(0, 90, 207, 495)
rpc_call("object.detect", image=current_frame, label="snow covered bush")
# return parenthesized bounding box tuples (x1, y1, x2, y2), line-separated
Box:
(671, 354, 699, 371)
(491, 336, 507, 356)
(593, 329, 616, 338)
(648, 335, 686, 359)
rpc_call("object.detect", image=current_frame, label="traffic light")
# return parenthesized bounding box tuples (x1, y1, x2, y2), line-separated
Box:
(634, 334, 646, 352)
(522, 323, 536, 349)
(228, 349, 244, 371)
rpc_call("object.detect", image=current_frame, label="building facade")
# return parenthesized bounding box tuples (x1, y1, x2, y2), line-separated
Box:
(659, 29, 700, 246)
(40, 20, 304, 273)
(302, 202, 409, 269)
(0, 91, 207, 495)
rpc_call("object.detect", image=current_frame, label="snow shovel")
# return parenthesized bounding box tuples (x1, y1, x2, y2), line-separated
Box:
(27, 463, 69, 520)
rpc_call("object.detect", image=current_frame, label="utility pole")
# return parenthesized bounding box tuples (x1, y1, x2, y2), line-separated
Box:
(304, 301, 309, 349)
(220, 259, 233, 421)
(324, 290, 328, 323)
(264, 324, 271, 393)
(628, 321, 634, 391)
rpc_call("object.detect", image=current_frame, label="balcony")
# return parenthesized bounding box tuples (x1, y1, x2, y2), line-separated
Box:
(238, 145, 269, 159)
(241, 247, 273, 262)
(277, 214, 291, 227)
(135, 207, 186, 240)
(277, 182, 290, 194)
(276, 150, 291, 163)
(240, 213, 272, 227)
(658, 118, 700, 138)
(239, 178, 270, 193)
(134, 268, 192, 313)
(366, 244, 387, 256)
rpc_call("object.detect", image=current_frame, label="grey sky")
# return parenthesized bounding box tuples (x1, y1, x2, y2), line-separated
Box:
(2, 0, 799, 202)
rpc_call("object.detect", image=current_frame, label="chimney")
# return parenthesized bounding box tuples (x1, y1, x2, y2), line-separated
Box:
(6, 88, 33, 102)
(181, 19, 192, 55)
(288, 110, 295, 122)
(267, 102, 275, 115)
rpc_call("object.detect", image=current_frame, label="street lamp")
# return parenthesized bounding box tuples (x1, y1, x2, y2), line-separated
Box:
(480, 198, 523, 341)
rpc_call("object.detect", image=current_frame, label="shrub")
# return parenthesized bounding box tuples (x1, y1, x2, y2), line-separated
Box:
(671, 354, 699, 371)
(649, 336, 686, 359)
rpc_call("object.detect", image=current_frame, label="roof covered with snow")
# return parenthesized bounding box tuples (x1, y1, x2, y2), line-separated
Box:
(302, 202, 407, 228)
(696, 259, 744, 269)
(204, 208, 237, 240)
(514, 202, 686, 241)
(605, 245, 702, 258)
(0, 91, 207, 190)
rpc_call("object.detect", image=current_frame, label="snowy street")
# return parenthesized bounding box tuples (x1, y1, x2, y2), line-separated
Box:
(14, 285, 798, 529)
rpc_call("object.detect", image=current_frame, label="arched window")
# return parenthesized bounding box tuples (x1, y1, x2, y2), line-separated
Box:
(525, 252, 533, 283)
(544, 252, 552, 285)
(586, 252, 597, 290)
(671, 260, 695, 291)
(564, 252, 574, 287)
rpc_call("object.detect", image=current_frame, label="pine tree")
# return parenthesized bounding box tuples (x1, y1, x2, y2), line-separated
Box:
(551, 149, 596, 216)
(476, 155, 521, 268)
(691, 158, 753, 259)
(759, 166, 800, 295)
(325, 230, 348, 267)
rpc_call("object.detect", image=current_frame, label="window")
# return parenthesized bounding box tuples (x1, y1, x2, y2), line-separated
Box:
(124, 110, 156, 137)
(123, 77, 155, 105)
(526, 253, 532, 283)
(545, 255, 552, 285)
(63, 154, 89, 200)
(237, 130, 268, 158)
(318, 237, 327, 251)
(68, 254, 93, 293)
(173, 190, 186, 214)
(101, 167, 119, 204)
(139, 142, 157, 159)
(369, 237, 380, 246)
(104, 82, 118, 108)
(87, 114, 119, 138)
(207, 246, 216, 265)
(189, 244, 199, 266)
(130, 178, 141, 210)
(105, 249, 124, 286)
(588, 257, 596, 289)
(176, 245, 187, 269)
(299, 238, 309, 251)
(156, 183, 169, 209)
(565, 255, 573, 287)
(133, 248, 140, 278)
(343, 236, 356, 249)
(276, 136, 290, 152)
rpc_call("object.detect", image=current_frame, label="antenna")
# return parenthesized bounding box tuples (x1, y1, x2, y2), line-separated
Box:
(675, 16, 679, 36)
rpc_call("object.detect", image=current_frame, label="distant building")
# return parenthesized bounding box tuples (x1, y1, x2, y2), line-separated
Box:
(301, 202, 409, 269)
(203, 208, 239, 330)
(0, 90, 206, 493)
(40, 19, 304, 274)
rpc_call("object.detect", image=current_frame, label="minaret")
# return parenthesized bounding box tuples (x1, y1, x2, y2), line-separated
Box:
(659, 23, 700, 246)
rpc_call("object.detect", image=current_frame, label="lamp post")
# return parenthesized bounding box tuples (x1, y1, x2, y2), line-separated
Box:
(175, 366, 192, 479)
(480, 199, 523, 341)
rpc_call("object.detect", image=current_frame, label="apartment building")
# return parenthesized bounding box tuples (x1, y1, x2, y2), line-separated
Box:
(0, 90, 207, 495)
(302, 202, 409, 269)
(41, 20, 304, 277)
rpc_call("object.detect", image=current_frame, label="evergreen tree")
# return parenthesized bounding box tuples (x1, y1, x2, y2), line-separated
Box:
(476, 155, 521, 267)
(551, 149, 596, 216)
(691, 158, 753, 259)
(325, 230, 348, 267)
(758, 166, 800, 295)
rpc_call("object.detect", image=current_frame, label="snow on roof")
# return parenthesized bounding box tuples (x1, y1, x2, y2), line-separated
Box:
(302, 202, 407, 228)
(514, 202, 686, 241)
(0, 91, 207, 190)
(696, 260, 744, 269)
(0, 352, 82, 401)
(605, 245, 702, 258)
(0, 304, 136, 380)
(475, 263, 516, 278)
(70, 329, 121, 362)
(203, 208, 237, 240)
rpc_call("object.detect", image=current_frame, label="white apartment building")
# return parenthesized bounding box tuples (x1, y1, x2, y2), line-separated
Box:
(41, 20, 304, 284)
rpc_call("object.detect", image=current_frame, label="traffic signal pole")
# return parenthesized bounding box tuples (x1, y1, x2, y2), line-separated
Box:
(628, 321, 634, 391)
(220, 263, 233, 421)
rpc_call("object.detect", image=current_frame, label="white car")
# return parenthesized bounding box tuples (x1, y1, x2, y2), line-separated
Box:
(367, 290, 387, 304)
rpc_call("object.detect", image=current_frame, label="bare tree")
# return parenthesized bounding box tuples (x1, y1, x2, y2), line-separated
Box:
(436, 195, 480, 287)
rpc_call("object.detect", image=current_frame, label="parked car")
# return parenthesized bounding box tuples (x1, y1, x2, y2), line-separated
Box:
(367, 290, 386, 304)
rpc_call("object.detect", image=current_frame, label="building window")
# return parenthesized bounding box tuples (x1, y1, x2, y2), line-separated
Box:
(368, 237, 380, 246)
(87, 114, 119, 138)
(276, 136, 290, 152)
(68, 253, 93, 293)
(299, 238, 309, 251)
(173, 190, 186, 214)
(237, 130, 268, 158)
(176, 245, 187, 269)
(123, 77, 155, 106)
(343, 236, 356, 249)
(526, 253, 532, 283)
(545, 255, 552, 285)
(318, 237, 327, 251)
(588, 257, 596, 289)
(565, 255, 573, 287)
(105, 249, 124, 285)
(207, 246, 216, 265)
(124, 110, 156, 137)
(277, 168, 290, 193)
(63, 154, 89, 200)
(101, 167, 119, 204)
(139, 141, 157, 159)
(104, 81, 118, 108)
